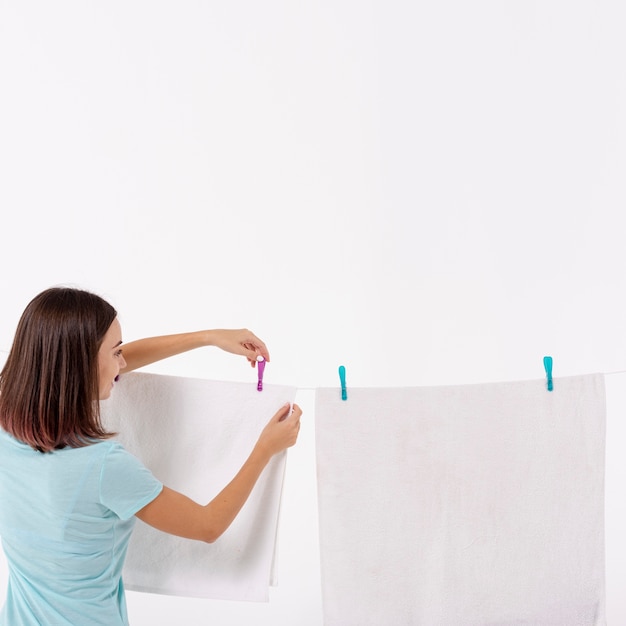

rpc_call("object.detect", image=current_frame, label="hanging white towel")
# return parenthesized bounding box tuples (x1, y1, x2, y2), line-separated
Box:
(315, 375, 606, 626)
(100, 371, 297, 602)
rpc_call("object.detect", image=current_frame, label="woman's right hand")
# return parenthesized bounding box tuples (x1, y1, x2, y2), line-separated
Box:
(255, 403, 302, 459)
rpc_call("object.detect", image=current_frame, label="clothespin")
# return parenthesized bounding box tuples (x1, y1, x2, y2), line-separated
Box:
(257, 356, 266, 391)
(543, 356, 553, 392)
(339, 365, 347, 400)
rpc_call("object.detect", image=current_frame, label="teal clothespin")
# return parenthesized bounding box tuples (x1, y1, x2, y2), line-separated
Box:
(543, 356, 553, 391)
(338, 365, 347, 401)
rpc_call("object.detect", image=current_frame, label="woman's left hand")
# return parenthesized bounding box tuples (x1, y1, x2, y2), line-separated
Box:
(209, 329, 270, 366)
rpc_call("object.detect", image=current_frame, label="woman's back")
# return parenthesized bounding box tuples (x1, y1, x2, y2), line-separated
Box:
(0, 429, 161, 626)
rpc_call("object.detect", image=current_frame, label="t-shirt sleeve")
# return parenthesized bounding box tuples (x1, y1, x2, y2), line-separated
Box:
(99, 442, 163, 520)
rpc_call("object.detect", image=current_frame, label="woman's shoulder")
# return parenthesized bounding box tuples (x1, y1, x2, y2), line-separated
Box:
(55, 439, 140, 480)
(73, 438, 129, 462)
(0, 427, 30, 451)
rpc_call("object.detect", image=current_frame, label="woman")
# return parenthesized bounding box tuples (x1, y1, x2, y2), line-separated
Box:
(0, 287, 302, 625)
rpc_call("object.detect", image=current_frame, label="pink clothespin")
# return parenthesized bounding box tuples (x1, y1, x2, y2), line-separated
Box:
(257, 356, 266, 391)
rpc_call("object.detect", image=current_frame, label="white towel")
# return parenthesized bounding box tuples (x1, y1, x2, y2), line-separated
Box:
(315, 375, 606, 625)
(101, 371, 297, 602)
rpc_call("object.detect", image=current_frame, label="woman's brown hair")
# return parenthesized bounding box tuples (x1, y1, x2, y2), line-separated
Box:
(0, 287, 117, 452)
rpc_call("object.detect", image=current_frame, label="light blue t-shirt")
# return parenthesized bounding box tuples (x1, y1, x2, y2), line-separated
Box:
(0, 428, 163, 625)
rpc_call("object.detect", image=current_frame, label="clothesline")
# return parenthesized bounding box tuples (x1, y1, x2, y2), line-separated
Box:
(2, 348, 626, 384)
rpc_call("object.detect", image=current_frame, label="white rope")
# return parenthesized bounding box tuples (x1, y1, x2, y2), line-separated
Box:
(2, 346, 626, 382)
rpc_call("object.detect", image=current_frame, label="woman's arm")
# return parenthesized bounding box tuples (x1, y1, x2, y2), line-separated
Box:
(135, 403, 301, 542)
(120, 329, 270, 373)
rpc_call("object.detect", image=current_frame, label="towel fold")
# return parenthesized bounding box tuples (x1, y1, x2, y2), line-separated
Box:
(315, 375, 607, 625)
(101, 371, 297, 602)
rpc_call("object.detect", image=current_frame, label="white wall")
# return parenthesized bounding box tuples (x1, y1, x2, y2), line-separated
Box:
(1, 1, 625, 623)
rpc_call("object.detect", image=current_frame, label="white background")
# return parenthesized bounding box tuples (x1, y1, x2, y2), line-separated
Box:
(1, 1, 625, 623)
